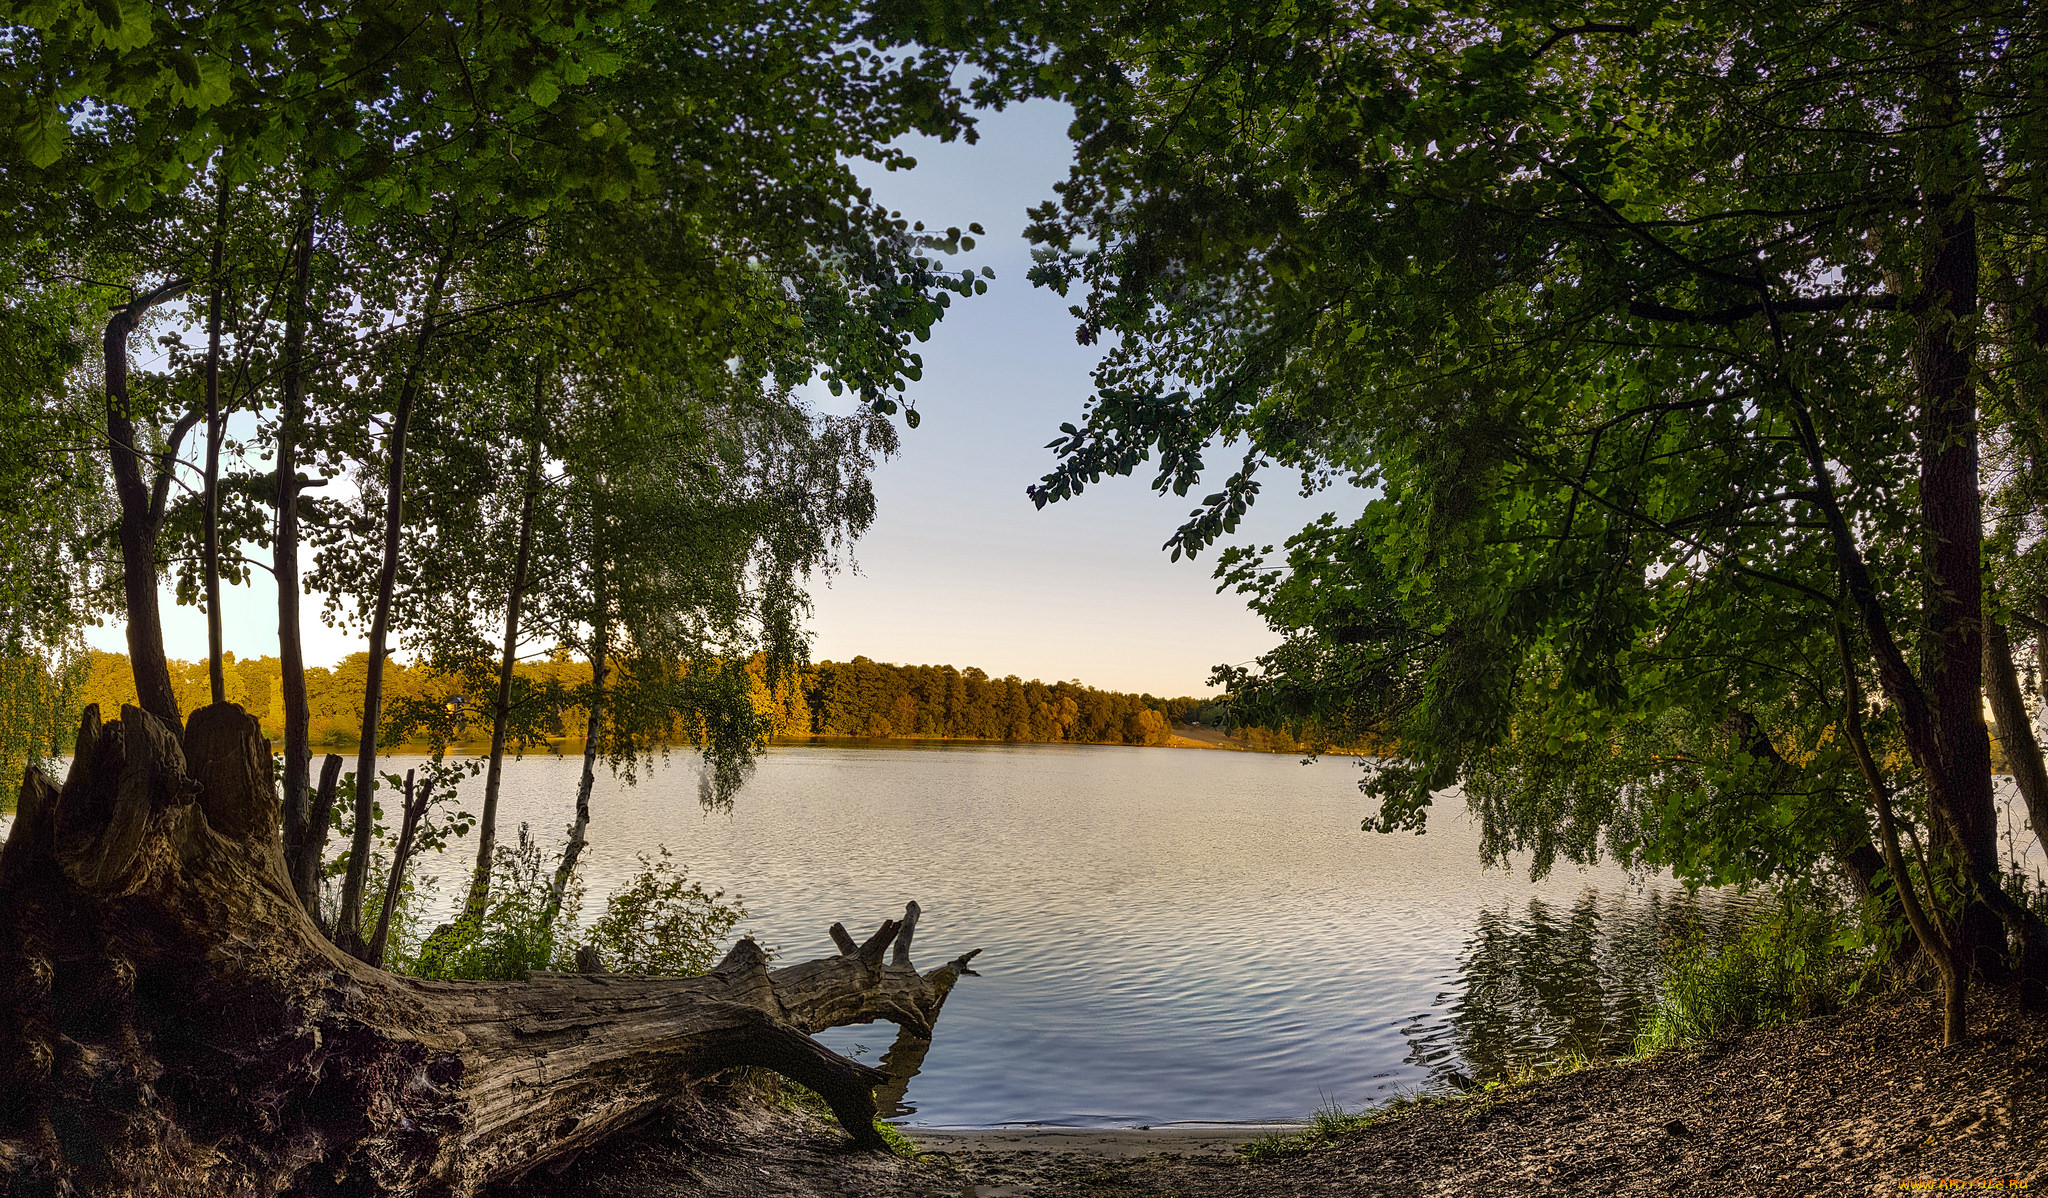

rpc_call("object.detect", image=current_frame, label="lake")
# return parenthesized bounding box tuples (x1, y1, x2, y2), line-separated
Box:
(385, 740, 1748, 1128)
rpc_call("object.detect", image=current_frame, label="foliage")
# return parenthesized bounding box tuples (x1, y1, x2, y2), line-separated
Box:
(801, 656, 1196, 745)
(409, 831, 743, 981)
(1000, 2, 2048, 1012)
(74, 647, 1247, 752)
(410, 825, 584, 981)
(1633, 890, 1868, 1056)
(576, 848, 745, 976)
(0, 0, 1009, 956)
(0, 649, 80, 793)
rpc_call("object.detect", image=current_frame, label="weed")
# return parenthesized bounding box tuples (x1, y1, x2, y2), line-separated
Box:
(1632, 889, 1864, 1056)
(751, 1073, 921, 1159)
(1238, 1048, 1604, 1163)
(407, 832, 743, 981)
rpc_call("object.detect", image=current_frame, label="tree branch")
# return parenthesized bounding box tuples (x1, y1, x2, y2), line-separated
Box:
(1629, 293, 1901, 326)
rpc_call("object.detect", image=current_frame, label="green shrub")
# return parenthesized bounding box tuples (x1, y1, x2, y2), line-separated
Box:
(410, 824, 576, 980)
(407, 831, 744, 982)
(578, 847, 745, 975)
(1633, 888, 1864, 1055)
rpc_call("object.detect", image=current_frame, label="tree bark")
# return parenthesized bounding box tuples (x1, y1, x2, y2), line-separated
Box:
(0, 702, 978, 1196)
(276, 190, 319, 916)
(292, 751, 344, 924)
(103, 279, 197, 731)
(340, 254, 454, 953)
(366, 769, 430, 969)
(551, 530, 607, 922)
(2037, 598, 2048, 709)
(1987, 620, 2048, 861)
(203, 179, 230, 706)
(468, 371, 547, 919)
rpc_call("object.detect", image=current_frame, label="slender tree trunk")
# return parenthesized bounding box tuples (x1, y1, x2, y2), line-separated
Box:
(552, 528, 607, 919)
(2, 704, 982, 1196)
(276, 191, 319, 913)
(1987, 620, 2048, 860)
(338, 255, 453, 954)
(466, 370, 548, 919)
(293, 751, 344, 929)
(103, 280, 195, 731)
(202, 180, 230, 705)
(366, 769, 430, 968)
(2037, 596, 2048, 718)
(1840, 627, 1968, 1044)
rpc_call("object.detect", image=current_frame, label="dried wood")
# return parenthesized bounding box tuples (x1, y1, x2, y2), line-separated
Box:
(0, 702, 978, 1197)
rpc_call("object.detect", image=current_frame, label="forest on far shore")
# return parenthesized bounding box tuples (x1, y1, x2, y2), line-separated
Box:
(24, 649, 1248, 761)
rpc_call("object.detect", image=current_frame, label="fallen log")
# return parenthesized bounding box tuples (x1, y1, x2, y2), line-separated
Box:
(0, 703, 979, 1197)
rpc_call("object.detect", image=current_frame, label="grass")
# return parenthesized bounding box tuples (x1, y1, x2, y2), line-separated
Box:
(1236, 1050, 1604, 1164)
(753, 1072, 923, 1160)
(1631, 890, 1864, 1056)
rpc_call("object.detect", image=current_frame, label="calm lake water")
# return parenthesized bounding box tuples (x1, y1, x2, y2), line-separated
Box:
(13, 738, 2040, 1127)
(391, 740, 1747, 1128)
(6, 740, 1767, 1127)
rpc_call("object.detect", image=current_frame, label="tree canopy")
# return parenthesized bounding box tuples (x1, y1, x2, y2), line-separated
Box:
(0, 0, 999, 954)
(1014, 0, 2048, 1036)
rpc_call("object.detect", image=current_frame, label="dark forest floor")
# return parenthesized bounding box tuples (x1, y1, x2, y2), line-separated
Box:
(506, 988, 2048, 1198)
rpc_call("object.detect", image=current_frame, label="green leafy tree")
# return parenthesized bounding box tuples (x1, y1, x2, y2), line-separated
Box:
(1018, 0, 2048, 1041)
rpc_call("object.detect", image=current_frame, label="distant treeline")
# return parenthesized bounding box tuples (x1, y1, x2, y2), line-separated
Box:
(776, 656, 1217, 746)
(64, 650, 595, 751)
(41, 650, 1235, 755)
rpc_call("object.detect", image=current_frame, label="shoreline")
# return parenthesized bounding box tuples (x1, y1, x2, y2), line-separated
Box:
(906, 1124, 1300, 1158)
(517, 989, 2048, 1197)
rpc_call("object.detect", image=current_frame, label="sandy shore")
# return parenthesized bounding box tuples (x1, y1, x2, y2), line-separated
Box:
(512, 989, 2047, 1198)
(911, 1125, 1295, 1157)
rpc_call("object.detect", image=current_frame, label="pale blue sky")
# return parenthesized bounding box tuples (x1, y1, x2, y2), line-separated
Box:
(91, 100, 1360, 697)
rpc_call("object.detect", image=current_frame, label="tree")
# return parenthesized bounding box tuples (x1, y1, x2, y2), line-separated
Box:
(0, 702, 983, 1195)
(1019, 0, 2048, 1041)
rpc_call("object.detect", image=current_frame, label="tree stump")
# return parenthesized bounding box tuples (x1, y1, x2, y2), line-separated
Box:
(0, 703, 979, 1197)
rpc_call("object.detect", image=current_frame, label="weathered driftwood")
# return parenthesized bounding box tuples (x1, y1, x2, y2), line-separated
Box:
(0, 703, 978, 1197)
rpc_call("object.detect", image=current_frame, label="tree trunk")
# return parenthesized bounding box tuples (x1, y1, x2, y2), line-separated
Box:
(293, 751, 344, 926)
(2037, 598, 2048, 709)
(468, 372, 547, 919)
(0, 702, 979, 1197)
(339, 256, 453, 952)
(1987, 620, 2048, 860)
(551, 538, 607, 922)
(366, 770, 430, 969)
(103, 279, 196, 731)
(203, 178, 230, 706)
(1840, 631, 1970, 1044)
(276, 191, 319, 916)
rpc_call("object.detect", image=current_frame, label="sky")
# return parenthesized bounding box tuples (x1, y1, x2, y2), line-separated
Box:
(87, 100, 1363, 698)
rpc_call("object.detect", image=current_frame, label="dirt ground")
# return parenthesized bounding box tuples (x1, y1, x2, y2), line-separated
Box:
(508, 989, 2048, 1198)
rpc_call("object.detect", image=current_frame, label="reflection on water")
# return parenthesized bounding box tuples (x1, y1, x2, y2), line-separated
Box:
(1415, 890, 1758, 1084)
(5, 742, 1762, 1128)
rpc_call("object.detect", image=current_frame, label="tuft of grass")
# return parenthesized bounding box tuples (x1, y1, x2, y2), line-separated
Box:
(752, 1073, 922, 1159)
(1239, 1053, 1605, 1165)
(1632, 890, 1863, 1056)
(871, 1119, 922, 1160)
(1238, 1095, 1411, 1164)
